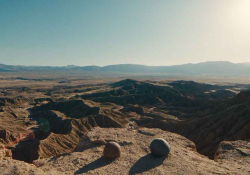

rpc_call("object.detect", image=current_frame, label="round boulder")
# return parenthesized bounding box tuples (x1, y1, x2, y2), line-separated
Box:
(150, 138, 171, 157)
(103, 141, 121, 159)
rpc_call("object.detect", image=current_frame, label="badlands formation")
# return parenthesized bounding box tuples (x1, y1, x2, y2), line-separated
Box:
(0, 79, 249, 174)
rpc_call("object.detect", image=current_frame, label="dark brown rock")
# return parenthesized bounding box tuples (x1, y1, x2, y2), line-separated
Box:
(103, 142, 121, 159)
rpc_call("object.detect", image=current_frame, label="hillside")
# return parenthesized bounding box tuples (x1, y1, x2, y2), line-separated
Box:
(0, 78, 249, 174)
(133, 88, 250, 158)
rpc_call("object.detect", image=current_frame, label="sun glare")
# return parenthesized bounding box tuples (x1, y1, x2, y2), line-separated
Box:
(232, 0, 250, 27)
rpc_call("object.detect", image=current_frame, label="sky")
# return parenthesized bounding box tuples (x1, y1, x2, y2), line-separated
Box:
(0, 0, 249, 66)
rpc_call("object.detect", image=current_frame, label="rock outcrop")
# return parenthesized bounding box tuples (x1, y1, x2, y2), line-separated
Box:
(2, 127, 249, 174)
(215, 140, 250, 173)
(12, 100, 127, 163)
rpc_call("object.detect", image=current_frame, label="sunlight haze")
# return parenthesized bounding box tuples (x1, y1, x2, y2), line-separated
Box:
(0, 0, 249, 66)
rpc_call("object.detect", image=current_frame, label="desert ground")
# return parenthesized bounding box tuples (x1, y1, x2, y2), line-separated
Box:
(0, 72, 249, 174)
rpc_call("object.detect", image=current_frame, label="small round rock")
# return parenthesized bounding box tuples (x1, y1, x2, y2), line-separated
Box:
(150, 138, 171, 157)
(103, 141, 121, 159)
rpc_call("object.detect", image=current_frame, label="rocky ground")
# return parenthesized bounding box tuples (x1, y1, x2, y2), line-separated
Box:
(0, 78, 249, 174)
(0, 127, 249, 175)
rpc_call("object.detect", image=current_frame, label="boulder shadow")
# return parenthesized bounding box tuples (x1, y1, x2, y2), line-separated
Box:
(129, 154, 167, 174)
(74, 157, 115, 174)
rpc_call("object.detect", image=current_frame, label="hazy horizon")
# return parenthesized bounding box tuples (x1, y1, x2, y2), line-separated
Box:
(1, 0, 249, 66)
(1, 60, 250, 68)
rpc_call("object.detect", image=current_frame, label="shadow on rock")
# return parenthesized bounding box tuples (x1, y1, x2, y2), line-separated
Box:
(48, 153, 71, 162)
(74, 157, 115, 174)
(129, 154, 167, 174)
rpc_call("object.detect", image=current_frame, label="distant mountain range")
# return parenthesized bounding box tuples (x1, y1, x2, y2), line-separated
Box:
(1, 61, 250, 76)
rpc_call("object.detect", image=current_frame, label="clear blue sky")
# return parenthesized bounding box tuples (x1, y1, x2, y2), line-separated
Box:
(0, 0, 249, 66)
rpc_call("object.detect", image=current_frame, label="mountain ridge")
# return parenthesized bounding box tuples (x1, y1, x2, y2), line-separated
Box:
(1, 61, 250, 75)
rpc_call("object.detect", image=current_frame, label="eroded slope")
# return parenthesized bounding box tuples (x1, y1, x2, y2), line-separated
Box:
(2, 127, 249, 174)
